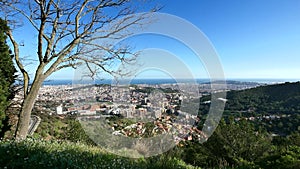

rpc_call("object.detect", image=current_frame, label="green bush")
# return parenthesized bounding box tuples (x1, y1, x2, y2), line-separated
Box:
(0, 138, 199, 169)
(258, 146, 300, 169)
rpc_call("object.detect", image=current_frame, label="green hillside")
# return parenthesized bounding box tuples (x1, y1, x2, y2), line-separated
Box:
(225, 81, 300, 114)
(0, 138, 197, 169)
(200, 81, 300, 115)
(199, 81, 300, 135)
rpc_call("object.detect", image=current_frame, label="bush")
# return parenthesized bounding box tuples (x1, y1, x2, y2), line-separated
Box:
(258, 146, 300, 169)
(0, 138, 198, 169)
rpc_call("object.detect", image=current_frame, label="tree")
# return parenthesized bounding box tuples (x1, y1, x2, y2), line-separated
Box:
(0, 0, 158, 140)
(0, 18, 16, 133)
(181, 118, 272, 167)
(63, 119, 95, 146)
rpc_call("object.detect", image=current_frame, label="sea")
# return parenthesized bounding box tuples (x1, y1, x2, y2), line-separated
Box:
(41, 78, 300, 86)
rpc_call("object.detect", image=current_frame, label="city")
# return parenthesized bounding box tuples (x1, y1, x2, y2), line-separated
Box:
(19, 80, 260, 143)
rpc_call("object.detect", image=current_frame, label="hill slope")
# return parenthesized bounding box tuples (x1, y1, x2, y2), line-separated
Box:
(0, 138, 197, 169)
(200, 81, 300, 115)
(225, 81, 300, 114)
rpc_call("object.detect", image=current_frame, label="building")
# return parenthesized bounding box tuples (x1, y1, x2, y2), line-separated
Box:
(56, 105, 63, 115)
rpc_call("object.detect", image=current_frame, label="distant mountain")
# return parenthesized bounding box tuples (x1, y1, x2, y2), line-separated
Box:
(201, 80, 260, 85)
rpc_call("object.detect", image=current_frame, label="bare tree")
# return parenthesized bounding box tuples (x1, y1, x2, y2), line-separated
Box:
(0, 0, 158, 140)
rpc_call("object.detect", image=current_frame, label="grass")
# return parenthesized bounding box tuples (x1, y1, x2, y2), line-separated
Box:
(0, 138, 199, 169)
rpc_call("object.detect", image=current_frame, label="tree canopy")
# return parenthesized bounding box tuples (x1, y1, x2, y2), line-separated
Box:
(0, 18, 16, 132)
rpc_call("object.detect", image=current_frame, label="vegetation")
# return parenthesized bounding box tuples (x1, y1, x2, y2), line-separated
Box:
(23, 83, 300, 169)
(0, 18, 16, 133)
(1, 114, 300, 168)
(200, 81, 300, 135)
(181, 121, 300, 168)
(187, 82, 300, 168)
(30, 113, 95, 146)
(0, 138, 198, 169)
(222, 82, 300, 115)
(226, 82, 300, 114)
(133, 86, 180, 94)
(181, 118, 270, 168)
(0, 0, 299, 167)
(1, 78, 300, 168)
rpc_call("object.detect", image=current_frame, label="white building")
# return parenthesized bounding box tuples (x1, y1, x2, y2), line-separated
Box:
(56, 105, 63, 115)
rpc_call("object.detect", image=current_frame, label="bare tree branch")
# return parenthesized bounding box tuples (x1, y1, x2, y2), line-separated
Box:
(0, 0, 159, 140)
(6, 29, 30, 97)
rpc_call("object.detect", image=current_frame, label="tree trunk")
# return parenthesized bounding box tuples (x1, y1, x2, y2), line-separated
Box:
(14, 78, 44, 140)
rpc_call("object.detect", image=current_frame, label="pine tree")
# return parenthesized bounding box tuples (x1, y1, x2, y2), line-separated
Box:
(0, 18, 16, 132)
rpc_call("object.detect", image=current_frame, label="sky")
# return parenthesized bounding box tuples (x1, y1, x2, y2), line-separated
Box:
(156, 0, 300, 80)
(11, 0, 300, 80)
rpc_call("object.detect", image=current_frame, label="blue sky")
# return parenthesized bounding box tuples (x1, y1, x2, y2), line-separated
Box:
(13, 0, 300, 80)
(157, 0, 300, 79)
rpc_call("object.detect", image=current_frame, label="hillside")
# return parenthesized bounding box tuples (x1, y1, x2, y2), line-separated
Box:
(0, 138, 197, 169)
(199, 81, 300, 135)
(226, 81, 300, 114)
(200, 81, 300, 115)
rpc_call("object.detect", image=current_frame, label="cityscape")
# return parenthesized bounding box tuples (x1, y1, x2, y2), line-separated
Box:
(1, 0, 300, 168)
(17, 80, 260, 142)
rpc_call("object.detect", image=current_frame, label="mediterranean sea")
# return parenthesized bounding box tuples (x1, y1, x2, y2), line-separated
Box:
(41, 78, 299, 86)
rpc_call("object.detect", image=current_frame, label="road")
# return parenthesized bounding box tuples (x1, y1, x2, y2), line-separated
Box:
(28, 115, 41, 135)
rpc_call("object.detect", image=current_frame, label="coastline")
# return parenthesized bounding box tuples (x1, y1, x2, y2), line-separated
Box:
(41, 78, 300, 86)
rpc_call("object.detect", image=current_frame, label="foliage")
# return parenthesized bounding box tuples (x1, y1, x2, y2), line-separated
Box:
(181, 118, 272, 168)
(0, 18, 16, 133)
(225, 82, 300, 114)
(0, 138, 199, 169)
(27, 81, 300, 168)
(199, 81, 300, 135)
(179, 117, 300, 168)
(62, 119, 95, 146)
(258, 113, 300, 136)
(2, 81, 300, 168)
(200, 82, 300, 116)
(258, 145, 300, 169)
(32, 113, 95, 145)
(133, 87, 179, 94)
(33, 113, 66, 139)
(14, 116, 300, 169)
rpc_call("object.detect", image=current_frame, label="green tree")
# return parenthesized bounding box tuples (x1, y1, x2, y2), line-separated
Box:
(258, 145, 300, 169)
(63, 119, 95, 146)
(182, 118, 272, 168)
(0, 18, 15, 133)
